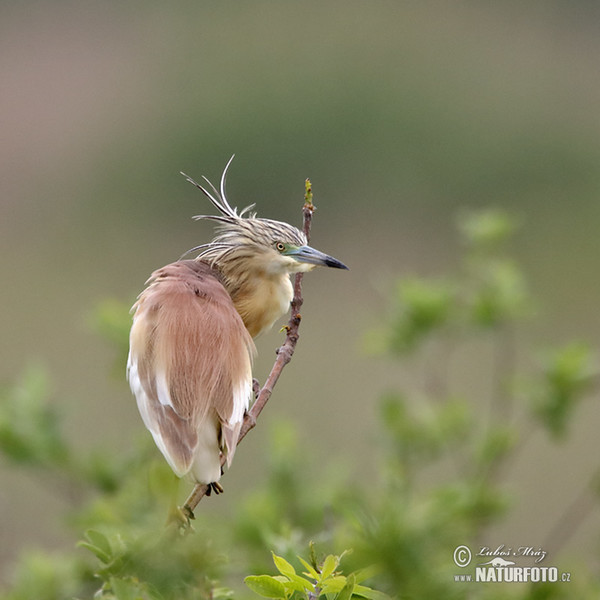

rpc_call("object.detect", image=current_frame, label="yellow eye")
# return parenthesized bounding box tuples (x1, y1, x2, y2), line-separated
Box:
(275, 242, 286, 252)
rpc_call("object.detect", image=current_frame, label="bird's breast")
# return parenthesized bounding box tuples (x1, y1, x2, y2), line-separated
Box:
(232, 274, 293, 338)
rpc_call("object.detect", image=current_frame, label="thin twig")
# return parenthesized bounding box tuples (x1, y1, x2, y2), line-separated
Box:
(182, 180, 315, 517)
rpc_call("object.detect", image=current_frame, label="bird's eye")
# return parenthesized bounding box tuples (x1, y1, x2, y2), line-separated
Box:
(275, 242, 286, 252)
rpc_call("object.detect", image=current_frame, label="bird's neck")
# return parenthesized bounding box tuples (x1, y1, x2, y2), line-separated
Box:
(214, 260, 293, 338)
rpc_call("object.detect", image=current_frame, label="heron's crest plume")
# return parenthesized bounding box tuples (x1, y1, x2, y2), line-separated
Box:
(180, 156, 307, 266)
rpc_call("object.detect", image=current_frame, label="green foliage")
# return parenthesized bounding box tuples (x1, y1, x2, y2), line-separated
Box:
(245, 549, 388, 600)
(459, 211, 531, 328)
(89, 298, 134, 375)
(233, 422, 344, 564)
(529, 342, 599, 439)
(385, 278, 455, 353)
(1, 208, 599, 598)
(1, 551, 94, 600)
(0, 363, 151, 498)
(355, 209, 599, 595)
(372, 210, 530, 357)
(74, 524, 224, 599)
(458, 209, 518, 250)
(0, 365, 68, 467)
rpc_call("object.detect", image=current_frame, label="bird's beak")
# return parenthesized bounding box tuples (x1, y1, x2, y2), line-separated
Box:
(287, 245, 349, 270)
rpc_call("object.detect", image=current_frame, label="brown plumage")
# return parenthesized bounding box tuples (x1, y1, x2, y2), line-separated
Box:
(128, 260, 253, 483)
(127, 157, 347, 488)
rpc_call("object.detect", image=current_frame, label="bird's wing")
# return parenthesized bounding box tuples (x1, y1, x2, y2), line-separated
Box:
(127, 260, 255, 479)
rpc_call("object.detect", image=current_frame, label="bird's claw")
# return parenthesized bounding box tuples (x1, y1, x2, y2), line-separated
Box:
(205, 481, 224, 496)
(166, 504, 196, 533)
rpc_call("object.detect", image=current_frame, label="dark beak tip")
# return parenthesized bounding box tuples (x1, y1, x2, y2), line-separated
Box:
(325, 257, 350, 270)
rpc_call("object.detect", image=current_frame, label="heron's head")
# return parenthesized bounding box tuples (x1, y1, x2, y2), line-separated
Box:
(182, 157, 348, 276)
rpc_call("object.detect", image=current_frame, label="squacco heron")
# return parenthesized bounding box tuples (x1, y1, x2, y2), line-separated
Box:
(127, 157, 347, 506)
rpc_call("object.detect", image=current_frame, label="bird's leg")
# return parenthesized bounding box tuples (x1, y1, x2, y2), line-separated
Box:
(178, 483, 209, 525)
(163, 474, 194, 531)
(176, 480, 225, 525)
(167, 504, 195, 532)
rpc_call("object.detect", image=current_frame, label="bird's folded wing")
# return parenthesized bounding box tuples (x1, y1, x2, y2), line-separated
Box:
(127, 260, 255, 477)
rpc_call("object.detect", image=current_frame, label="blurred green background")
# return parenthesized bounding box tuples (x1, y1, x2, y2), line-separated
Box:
(2, 0, 600, 587)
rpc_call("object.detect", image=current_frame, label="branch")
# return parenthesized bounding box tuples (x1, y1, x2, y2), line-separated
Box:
(181, 180, 316, 518)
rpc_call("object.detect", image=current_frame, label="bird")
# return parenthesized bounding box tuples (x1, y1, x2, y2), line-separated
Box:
(126, 156, 348, 506)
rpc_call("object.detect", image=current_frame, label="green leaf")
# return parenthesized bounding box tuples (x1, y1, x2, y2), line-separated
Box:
(297, 556, 319, 580)
(78, 529, 112, 564)
(109, 577, 140, 600)
(77, 542, 110, 565)
(533, 342, 597, 438)
(334, 573, 355, 600)
(319, 554, 339, 580)
(277, 574, 312, 593)
(353, 584, 392, 600)
(84, 530, 112, 556)
(321, 575, 347, 594)
(212, 588, 235, 599)
(308, 542, 319, 571)
(272, 553, 296, 577)
(245, 575, 287, 598)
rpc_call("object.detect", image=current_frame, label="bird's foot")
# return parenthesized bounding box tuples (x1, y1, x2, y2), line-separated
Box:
(167, 482, 223, 531)
(166, 504, 195, 533)
(252, 378, 260, 399)
(205, 481, 224, 496)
